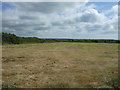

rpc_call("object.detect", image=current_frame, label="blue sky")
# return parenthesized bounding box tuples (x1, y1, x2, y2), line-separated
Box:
(2, 2, 15, 11)
(1, 1, 119, 40)
(86, 2, 118, 12)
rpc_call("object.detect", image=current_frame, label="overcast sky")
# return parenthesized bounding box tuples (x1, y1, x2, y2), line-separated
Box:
(1, 1, 119, 39)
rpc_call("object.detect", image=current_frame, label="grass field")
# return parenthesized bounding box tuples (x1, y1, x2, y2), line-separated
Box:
(2, 42, 118, 88)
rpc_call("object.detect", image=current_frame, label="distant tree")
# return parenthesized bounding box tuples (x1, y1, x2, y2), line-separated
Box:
(1, 32, 119, 44)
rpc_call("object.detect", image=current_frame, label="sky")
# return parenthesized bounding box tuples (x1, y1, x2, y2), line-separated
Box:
(1, 1, 119, 40)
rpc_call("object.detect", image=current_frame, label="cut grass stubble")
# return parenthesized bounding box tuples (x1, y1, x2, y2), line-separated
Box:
(2, 42, 118, 88)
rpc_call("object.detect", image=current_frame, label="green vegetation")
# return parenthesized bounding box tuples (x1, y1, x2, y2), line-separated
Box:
(98, 54, 114, 58)
(106, 76, 120, 88)
(1, 32, 41, 44)
(1, 32, 120, 44)
(2, 58, 16, 62)
(2, 83, 17, 88)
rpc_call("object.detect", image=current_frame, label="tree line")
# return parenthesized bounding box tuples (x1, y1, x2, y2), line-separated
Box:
(0, 32, 119, 44)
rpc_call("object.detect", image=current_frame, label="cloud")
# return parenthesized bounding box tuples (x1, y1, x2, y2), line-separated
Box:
(2, 2, 118, 39)
(105, 5, 118, 16)
(75, 9, 107, 23)
(10, 2, 84, 14)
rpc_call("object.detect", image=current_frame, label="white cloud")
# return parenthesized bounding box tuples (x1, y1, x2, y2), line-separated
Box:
(10, 2, 85, 14)
(105, 5, 118, 16)
(2, 2, 118, 39)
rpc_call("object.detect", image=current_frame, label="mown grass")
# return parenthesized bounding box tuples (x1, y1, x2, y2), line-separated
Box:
(2, 42, 118, 88)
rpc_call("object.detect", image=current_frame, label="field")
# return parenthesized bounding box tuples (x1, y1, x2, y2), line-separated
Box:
(2, 42, 118, 88)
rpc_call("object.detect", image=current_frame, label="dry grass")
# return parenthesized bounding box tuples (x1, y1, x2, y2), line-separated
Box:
(2, 42, 118, 88)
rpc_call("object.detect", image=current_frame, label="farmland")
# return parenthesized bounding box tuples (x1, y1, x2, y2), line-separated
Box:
(2, 42, 118, 88)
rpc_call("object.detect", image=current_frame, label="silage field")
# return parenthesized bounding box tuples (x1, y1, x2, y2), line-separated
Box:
(2, 42, 118, 88)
